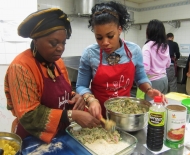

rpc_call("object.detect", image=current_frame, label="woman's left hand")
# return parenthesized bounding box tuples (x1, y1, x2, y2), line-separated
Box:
(68, 94, 86, 110)
(147, 88, 168, 104)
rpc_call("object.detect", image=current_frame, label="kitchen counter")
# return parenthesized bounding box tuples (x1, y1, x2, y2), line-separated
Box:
(131, 98, 190, 155)
(61, 56, 190, 154)
(22, 98, 190, 155)
(62, 56, 80, 83)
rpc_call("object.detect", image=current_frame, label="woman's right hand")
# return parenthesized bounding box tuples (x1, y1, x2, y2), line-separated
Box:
(187, 72, 190, 78)
(88, 100, 102, 119)
(72, 110, 101, 128)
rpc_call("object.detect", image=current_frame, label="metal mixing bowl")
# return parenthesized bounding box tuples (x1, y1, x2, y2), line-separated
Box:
(0, 132, 22, 155)
(104, 96, 151, 132)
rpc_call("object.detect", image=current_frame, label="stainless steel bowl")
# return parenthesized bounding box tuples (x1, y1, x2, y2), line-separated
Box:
(0, 132, 22, 155)
(104, 96, 151, 132)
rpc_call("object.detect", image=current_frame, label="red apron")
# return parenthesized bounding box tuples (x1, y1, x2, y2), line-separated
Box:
(91, 42, 135, 118)
(16, 60, 72, 139)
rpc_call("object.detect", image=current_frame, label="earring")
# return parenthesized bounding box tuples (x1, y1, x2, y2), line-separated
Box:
(33, 46, 37, 57)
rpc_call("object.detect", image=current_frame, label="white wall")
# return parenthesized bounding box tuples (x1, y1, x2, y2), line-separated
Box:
(0, 0, 37, 64)
(1, 0, 190, 63)
(36, 0, 190, 58)
(0, 65, 15, 132)
(64, 17, 96, 56)
(0, 0, 37, 132)
(126, 0, 190, 57)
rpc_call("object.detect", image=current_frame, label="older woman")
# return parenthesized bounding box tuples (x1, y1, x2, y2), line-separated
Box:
(4, 8, 100, 143)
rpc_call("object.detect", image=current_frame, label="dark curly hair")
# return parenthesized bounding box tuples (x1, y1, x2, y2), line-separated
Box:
(88, 1, 130, 31)
(146, 19, 168, 53)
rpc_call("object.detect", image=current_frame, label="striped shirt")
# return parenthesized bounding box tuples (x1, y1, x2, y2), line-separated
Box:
(4, 49, 71, 143)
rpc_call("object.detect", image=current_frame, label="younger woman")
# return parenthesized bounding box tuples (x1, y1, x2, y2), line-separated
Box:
(76, 1, 166, 118)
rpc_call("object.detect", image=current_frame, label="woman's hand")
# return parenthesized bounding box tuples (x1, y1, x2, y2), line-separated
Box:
(187, 72, 190, 78)
(147, 88, 168, 104)
(72, 110, 101, 128)
(68, 94, 85, 110)
(88, 100, 102, 119)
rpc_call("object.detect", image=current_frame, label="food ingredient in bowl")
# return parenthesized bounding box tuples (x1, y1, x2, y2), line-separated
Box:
(0, 139, 19, 155)
(107, 98, 147, 114)
(70, 127, 121, 144)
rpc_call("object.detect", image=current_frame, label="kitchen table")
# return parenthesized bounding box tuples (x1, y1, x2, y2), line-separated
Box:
(22, 98, 190, 155)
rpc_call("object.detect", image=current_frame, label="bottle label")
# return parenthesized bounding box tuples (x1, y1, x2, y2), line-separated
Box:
(148, 110, 165, 126)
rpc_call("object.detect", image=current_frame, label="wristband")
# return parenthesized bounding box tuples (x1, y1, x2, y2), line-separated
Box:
(87, 98, 99, 106)
(83, 94, 94, 102)
(67, 110, 73, 122)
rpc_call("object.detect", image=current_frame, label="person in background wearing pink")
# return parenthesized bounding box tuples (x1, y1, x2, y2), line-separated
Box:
(142, 19, 171, 101)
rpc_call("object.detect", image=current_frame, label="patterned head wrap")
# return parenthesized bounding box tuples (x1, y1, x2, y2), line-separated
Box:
(18, 8, 71, 39)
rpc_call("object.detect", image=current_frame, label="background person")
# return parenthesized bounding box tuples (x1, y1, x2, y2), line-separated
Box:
(166, 33, 180, 92)
(185, 54, 190, 95)
(4, 8, 100, 143)
(141, 19, 171, 101)
(76, 1, 166, 119)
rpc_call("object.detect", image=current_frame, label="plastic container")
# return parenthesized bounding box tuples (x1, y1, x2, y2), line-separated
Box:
(181, 98, 190, 127)
(164, 105, 187, 149)
(146, 96, 165, 151)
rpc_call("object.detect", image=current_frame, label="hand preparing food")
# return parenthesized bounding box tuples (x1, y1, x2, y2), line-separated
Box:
(66, 124, 137, 155)
(70, 126, 121, 144)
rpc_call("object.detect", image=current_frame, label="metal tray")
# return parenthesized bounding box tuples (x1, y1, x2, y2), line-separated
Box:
(66, 123, 137, 155)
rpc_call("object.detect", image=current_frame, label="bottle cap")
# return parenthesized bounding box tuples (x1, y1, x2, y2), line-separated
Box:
(154, 96, 162, 103)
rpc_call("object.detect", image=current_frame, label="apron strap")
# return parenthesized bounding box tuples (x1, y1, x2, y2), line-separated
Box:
(35, 60, 62, 78)
(123, 40, 132, 60)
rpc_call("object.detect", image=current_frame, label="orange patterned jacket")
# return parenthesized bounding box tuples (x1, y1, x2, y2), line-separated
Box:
(4, 49, 71, 143)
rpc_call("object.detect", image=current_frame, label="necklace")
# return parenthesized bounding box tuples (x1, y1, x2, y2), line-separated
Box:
(47, 65, 56, 82)
(106, 52, 121, 65)
(34, 50, 56, 82)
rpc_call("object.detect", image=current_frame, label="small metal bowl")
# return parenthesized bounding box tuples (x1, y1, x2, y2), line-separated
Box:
(104, 96, 151, 132)
(0, 132, 22, 155)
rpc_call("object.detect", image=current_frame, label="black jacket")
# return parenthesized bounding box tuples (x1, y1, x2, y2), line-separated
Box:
(167, 40, 180, 63)
(182, 54, 190, 84)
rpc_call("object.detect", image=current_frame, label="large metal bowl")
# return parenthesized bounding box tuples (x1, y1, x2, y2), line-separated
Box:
(104, 96, 151, 132)
(0, 132, 22, 155)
